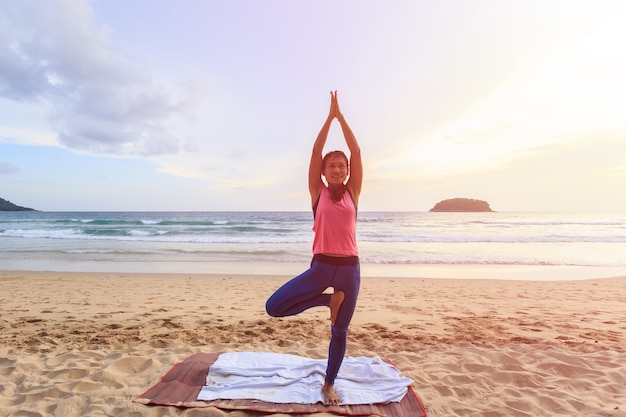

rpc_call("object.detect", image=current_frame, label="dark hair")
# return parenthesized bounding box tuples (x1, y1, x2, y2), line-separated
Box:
(322, 150, 349, 171)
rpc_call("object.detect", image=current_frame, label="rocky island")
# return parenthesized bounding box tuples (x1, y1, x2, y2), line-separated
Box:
(0, 197, 36, 211)
(430, 198, 493, 212)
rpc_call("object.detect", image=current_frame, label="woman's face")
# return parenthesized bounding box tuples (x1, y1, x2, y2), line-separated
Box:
(323, 155, 349, 185)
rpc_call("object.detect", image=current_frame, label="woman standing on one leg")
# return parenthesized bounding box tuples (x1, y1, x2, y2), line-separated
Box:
(266, 91, 363, 406)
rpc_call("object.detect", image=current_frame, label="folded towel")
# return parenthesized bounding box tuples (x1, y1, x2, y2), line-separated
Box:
(197, 352, 414, 405)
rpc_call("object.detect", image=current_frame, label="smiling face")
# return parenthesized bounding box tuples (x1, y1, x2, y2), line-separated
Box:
(322, 152, 349, 186)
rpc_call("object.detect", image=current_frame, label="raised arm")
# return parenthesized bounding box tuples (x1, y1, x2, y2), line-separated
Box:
(309, 91, 338, 206)
(335, 95, 362, 206)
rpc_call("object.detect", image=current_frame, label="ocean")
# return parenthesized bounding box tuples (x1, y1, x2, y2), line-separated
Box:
(1, 211, 625, 279)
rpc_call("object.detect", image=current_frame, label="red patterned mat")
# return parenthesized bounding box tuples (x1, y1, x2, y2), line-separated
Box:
(134, 352, 427, 417)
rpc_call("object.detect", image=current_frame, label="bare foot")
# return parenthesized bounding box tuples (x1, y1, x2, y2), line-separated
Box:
(322, 381, 341, 405)
(329, 290, 345, 326)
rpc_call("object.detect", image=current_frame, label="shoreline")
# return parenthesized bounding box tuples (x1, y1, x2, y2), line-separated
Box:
(1, 270, 625, 416)
(2, 260, 626, 281)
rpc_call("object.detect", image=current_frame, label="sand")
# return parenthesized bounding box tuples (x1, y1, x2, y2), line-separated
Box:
(1, 269, 625, 417)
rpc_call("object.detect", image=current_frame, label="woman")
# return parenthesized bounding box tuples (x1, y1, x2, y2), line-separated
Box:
(266, 91, 363, 405)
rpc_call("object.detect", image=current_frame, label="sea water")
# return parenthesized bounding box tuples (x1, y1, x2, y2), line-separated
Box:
(1, 211, 625, 279)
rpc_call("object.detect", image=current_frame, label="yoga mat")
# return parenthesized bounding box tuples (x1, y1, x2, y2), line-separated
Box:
(134, 352, 427, 417)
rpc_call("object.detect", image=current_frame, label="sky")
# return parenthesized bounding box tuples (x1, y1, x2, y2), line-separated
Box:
(1, 0, 625, 212)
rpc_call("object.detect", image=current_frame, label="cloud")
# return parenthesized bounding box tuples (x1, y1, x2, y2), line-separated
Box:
(0, 0, 200, 156)
(0, 162, 19, 175)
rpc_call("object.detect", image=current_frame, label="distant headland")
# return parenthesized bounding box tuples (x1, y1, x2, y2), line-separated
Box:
(429, 198, 493, 212)
(0, 197, 36, 211)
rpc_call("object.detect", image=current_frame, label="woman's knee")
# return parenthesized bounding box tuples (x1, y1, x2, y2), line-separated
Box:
(265, 296, 282, 317)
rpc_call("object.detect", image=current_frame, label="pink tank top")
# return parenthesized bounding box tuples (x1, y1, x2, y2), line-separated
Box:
(312, 187, 358, 256)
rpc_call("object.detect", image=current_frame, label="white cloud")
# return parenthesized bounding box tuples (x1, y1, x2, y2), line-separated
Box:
(0, 0, 201, 156)
(0, 162, 19, 175)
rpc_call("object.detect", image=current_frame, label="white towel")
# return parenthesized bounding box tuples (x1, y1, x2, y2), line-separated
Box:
(197, 352, 414, 405)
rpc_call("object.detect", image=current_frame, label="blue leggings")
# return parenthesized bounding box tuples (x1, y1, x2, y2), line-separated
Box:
(265, 256, 360, 384)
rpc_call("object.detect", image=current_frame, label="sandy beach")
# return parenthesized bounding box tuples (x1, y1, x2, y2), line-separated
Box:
(1, 269, 625, 417)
